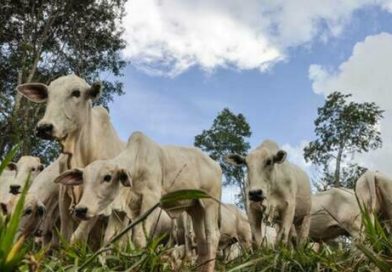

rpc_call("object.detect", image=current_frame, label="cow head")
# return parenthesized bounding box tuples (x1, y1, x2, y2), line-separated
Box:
(8, 156, 43, 195)
(19, 197, 47, 236)
(54, 160, 131, 220)
(17, 74, 102, 144)
(225, 143, 287, 204)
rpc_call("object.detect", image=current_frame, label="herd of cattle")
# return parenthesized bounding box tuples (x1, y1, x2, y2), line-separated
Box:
(0, 74, 391, 271)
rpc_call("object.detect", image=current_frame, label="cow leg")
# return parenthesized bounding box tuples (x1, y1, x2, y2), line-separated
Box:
(277, 204, 295, 245)
(248, 208, 263, 247)
(71, 218, 98, 244)
(104, 213, 129, 248)
(132, 192, 160, 248)
(297, 214, 310, 245)
(182, 212, 196, 260)
(59, 185, 74, 241)
(204, 201, 220, 271)
(188, 201, 208, 270)
(189, 199, 220, 272)
(238, 228, 252, 252)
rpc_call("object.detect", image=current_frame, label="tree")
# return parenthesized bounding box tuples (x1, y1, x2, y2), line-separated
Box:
(194, 108, 251, 207)
(304, 92, 383, 188)
(0, 0, 126, 164)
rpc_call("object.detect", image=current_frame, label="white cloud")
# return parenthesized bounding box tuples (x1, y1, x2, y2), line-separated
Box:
(282, 140, 312, 173)
(309, 32, 392, 175)
(221, 185, 240, 205)
(122, 0, 392, 76)
(122, 0, 281, 76)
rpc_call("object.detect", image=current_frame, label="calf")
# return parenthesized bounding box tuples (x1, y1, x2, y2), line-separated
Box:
(225, 140, 311, 245)
(55, 132, 222, 272)
(1, 156, 43, 213)
(220, 204, 252, 252)
(19, 156, 62, 245)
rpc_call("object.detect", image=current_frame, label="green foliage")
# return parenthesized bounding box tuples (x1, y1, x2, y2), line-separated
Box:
(304, 92, 383, 188)
(194, 108, 251, 206)
(0, 0, 127, 163)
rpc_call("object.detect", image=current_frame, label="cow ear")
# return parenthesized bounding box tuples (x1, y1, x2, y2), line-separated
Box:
(7, 162, 17, 171)
(86, 81, 102, 100)
(225, 154, 246, 166)
(16, 83, 48, 103)
(273, 150, 287, 164)
(117, 169, 132, 187)
(54, 168, 84, 186)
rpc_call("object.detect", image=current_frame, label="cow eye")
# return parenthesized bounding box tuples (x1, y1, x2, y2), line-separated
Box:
(265, 159, 273, 166)
(24, 208, 33, 216)
(103, 175, 112, 182)
(71, 89, 81, 98)
(32, 167, 36, 171)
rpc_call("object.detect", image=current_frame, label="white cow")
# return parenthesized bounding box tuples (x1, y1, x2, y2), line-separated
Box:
(1, 156, 43, 213)
(18, 156, 62, 245)
(310, 188, 361, 242)
(356, 170, 392, 231)
(225, 140, 311, 246)
(55, 132, 222, 272)
(220, 204, 252, 252)
(17, 74, 126, 244)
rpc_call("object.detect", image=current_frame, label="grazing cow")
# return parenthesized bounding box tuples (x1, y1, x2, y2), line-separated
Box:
(19, 156, 62, 245)
(309, 188, 361, 242)
(225, 140, 311, 245)
(1, 156, 44, 213)
(219, 204, 252, 261)
(17, 74, 126, 243)
(356, 170, 392, 231)
(55, 132, 222, 272)
(220, 204, 252, 252)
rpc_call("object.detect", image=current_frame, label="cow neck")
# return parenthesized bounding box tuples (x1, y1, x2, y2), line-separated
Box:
(58, 106, 92, 168)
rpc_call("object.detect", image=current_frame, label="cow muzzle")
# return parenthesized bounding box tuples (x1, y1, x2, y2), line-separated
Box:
(0, 203, 8, 215)
(9, 184, 21, 195)
(35, 123, 54, 140)
(248, 189, 265, 202)
(74, 207, 89, 220)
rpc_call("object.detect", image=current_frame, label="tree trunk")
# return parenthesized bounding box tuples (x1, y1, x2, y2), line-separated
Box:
(334, 144, 344, 187)
(239, 176, 248, 212)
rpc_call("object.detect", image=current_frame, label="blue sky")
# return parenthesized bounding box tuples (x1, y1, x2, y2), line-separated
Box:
(107, 2, 392, 202)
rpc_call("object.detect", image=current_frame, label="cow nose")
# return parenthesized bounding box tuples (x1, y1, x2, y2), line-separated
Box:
(35, 123, 54, 139)
(248, 189, 264, 202)
(10, 185, 21, 195)
(74, 207, 88, 218)
(0, 203, 7, 215)
(37, 205, 46, 216)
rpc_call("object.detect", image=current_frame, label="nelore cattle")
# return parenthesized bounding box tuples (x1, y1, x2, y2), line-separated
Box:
(17, 75, 126, 244)
(12, 73, 392, 271)
(1, 156, 43, 214)
(18, 156, 64, 245)
(226, 140, 312, 246)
